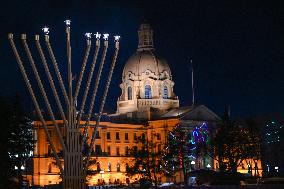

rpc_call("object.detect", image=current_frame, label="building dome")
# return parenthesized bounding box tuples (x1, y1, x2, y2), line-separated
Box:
(122, 50, 172, 80)
(116, 22, 179, 120)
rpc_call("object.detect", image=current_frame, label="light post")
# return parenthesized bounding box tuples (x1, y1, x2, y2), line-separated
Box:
(206, 163, 211, 169)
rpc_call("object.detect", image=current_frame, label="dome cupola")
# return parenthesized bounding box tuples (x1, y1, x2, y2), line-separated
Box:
(138, 23, 154, 50)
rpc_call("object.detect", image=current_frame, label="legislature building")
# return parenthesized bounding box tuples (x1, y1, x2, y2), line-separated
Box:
(29, 23, 260, 186)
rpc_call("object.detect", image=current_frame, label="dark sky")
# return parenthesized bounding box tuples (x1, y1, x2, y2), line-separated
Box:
(0, 0, 283, 118)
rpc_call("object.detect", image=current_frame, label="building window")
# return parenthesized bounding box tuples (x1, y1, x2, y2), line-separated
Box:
(108, 162, 111, 172)
(128, 86, 132, 100)
(125, 146, 129, 156)
(116, 132, 120, 140)
(133, 146, 138, 154)
(145, 85, 152, 99)
(158, 144, 161, 152)
(142, 133, 146, 141)
(125, 133, 129, 141)
(95, 145, 102, 155)
(134, 133, 137, 141)
(48, 163, 52, 173)
(95, 131, 100, 139)
(163, 86, 168, 99)
(107, 132, 111, 140)
(117, 163, 121, 172)
(116, 147, 120, 156)
(97, 162, 101, 172)
(107, 146, 111, 156)
(48, 145, 52, 156)
(157, 133, 161, 140)
(126, 163, 130, 172)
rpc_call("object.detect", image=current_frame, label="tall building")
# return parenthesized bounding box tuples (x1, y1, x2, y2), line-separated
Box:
(28, 23, 258, 187)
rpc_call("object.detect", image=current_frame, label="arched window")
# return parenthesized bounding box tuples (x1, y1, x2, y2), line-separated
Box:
(108, 162, 111, 172)
(117, 163, 121, 172)
(163, 86, 168, 99)
(97, 162, 101, 172)
(48, 163, 52, 173)
(145, 85, 152, 99)
(127, 86, 132, 100)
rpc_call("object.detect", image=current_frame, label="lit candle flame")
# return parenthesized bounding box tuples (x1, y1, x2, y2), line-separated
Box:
(114, 35, 120, 42)
(95, 32, 101, 39)
(85, 33, 92, 39)
(103, 33, 109, 40)
(42, 27, 49, 35)
(64, 19, 71, 26)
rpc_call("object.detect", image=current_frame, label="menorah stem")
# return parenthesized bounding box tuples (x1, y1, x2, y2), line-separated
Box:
(74, 39, 92, 101)
(80, 40, 109, 148)
(76, 38, 101, 127)
(66, 26, 73, 112)
(45, 36, 69, 107)
(35, 35, 68, 129)
(8, 33, 64, 174)
(85, 40, 120, 168)
(21, 34, 67, 153)
(64, 25, 85, 189)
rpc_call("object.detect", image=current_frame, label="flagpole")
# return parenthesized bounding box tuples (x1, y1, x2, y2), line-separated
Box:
(191, 59, 195, 105)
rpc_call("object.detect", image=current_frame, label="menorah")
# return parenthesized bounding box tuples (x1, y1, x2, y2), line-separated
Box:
(8, 20, 120, 189)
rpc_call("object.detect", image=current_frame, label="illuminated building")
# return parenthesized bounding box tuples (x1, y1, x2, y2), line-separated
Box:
(28, 23, 261, 186)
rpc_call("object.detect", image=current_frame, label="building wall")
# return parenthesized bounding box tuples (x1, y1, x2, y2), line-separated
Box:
(30, 118, 262, 186)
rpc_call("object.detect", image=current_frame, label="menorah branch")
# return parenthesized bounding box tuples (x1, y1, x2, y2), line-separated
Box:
(45, 35, 70, 107)
(74, 38, 92, 101)
(8, 33, 64, 174)
(76, 38, 101, 127)
(35, 35, 68, 129)
(80, 39, 109, 148)
(21, 34, 67, 153)
(85, 40, 120, 168)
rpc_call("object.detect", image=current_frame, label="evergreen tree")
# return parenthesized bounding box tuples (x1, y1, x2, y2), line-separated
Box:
(163, 125, 191, 186)
(163, 123, 210, 186)
(213, 112, 261, 174)
(0, 94, 34, 188)
(0, 96, 14, 188)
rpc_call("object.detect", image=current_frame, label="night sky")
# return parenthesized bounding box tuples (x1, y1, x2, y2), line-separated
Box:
(0, 0, 283, 118)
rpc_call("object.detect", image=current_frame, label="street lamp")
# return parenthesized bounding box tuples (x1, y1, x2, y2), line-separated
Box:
(99, 170, 104, 185)
(206, 164, 211, 169)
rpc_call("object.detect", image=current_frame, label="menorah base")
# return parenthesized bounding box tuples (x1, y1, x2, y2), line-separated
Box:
(64, 126, 86, 189)
(63, 152, 86, 189)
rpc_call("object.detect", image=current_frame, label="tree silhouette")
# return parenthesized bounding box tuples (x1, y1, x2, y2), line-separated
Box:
(126, 131, 163, 189)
